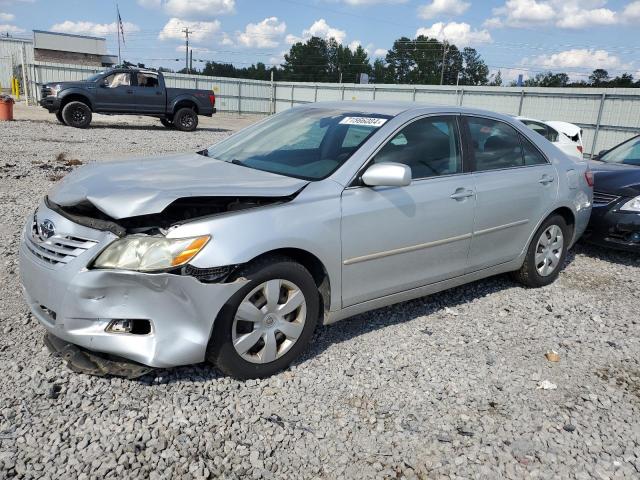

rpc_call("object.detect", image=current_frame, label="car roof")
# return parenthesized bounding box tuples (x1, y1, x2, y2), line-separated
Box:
(303, 101, 515, 120)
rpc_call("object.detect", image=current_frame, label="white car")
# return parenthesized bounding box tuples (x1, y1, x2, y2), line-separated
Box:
(517, 117, 584, 160)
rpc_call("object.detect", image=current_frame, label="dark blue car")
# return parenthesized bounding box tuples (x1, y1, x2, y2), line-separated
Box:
(586, 135, 640, 251)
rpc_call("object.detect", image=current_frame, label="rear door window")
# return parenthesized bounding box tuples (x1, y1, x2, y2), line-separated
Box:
(466, 117, 525, 172)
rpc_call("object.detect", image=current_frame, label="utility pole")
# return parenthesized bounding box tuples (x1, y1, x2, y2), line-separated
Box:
(440, 41, 449, 85)
(182, 27, 191, 73)
(189, 49, 193, 73)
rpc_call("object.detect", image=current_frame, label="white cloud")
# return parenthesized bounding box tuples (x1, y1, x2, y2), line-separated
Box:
(0, 12, 15, 21)
(488, 0, 619, 29)
(374, 48, 388, 57)
(623, 1, 640, 20)
(138, 0, 234, 18)
(416, 21, 492, 46)
(50, 20, 140, 37)
(304, 18, 347, 44)
(237, 17, 286, 48)
(285, 33, 304, 45)
(526, 49, 629, 70)
(285, 18, 348, 45)
(269, 50, 287, 65)
(0, 23, 23, 33)
(418, 0, 470, 19)
(338, 0, 406, 4)
(158, 18, 221, 43)
(176, 45, 211, 53)
(219, 32, 234, 46)
(164, 0, 235, 17)
(137, 0, 161, 7)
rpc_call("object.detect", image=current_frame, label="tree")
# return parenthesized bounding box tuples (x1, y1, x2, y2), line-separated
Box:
(282, 36, 331, 82)
(525, 71, 569, 87)
(610, 73, 634, 87)
(589, 69, 609, 86)
(488, 70, 502, 86)
(385, 37, 415, 84)
(460, 47, 489, 85)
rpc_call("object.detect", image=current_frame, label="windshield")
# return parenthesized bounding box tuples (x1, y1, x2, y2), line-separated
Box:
(86, 72, 106, 82)
(206, 108, 391, 180)
(600, 136, 640, 166)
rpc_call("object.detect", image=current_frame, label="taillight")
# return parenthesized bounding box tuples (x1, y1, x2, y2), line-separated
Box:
(585, 170, 594, 187)
(208, 94, 215, 107)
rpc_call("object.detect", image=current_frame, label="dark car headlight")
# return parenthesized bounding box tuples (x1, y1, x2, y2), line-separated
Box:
(620, 196, 640, 213)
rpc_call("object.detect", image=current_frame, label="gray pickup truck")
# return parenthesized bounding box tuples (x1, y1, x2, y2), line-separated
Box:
(39, 68, 216, 131)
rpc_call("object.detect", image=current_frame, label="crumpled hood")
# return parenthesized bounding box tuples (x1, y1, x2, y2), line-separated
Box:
(589, 160, 640, 197)
(49, 152, 309, 219)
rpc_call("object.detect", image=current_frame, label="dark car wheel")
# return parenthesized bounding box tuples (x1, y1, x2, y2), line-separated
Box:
(512, 214, 571, 288)
(55, 111, 66, 125)
(61, 101, 92, 128)
(160, 118, 174, 129)
(174, 107, 198, 132)
(207, 256, 319, 379)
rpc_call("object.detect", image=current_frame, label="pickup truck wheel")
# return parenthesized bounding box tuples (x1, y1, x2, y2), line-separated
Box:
(207, 256, 319, 379)
(55, 111, 66, 125)
(61, 101, 92, 129)
(174, 107, 198, 132)
(160, 118, 174, 129)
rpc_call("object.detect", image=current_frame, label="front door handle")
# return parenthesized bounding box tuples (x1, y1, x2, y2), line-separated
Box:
(126, 89, 134, 94)
(450, 188, 474, 200)
(539, 175, 555, 185)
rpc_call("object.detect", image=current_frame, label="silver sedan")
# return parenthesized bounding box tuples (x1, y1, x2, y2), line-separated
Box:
(19, 102, 593, 378)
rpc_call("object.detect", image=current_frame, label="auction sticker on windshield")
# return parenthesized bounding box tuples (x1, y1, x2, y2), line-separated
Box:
(339, 117, 388, 127)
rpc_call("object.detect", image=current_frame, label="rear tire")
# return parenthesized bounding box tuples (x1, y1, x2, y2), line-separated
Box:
(207, 256, 319, 379)
(55, 111, 66, 125)
(160, 118, 174, 129)
(61, 101, 92, 128)
(512, 214, 571, 288)
(173, 107, 198, 132)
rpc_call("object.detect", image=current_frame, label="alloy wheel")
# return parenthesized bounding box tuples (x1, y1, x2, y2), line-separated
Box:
(231, 279, 307, 364)
(535, 224, 564, 277)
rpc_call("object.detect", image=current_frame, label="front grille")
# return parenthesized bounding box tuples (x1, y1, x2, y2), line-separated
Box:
(593, 191, 620, 206)
(26, 219, 99, 266)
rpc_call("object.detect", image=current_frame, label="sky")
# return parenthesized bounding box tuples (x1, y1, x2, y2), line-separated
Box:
(1, 0, 640, 82)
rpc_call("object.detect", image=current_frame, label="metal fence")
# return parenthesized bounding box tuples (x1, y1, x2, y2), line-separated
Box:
(19, 61, 640, 155)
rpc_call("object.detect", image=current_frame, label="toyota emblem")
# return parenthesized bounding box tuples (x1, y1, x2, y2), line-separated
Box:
(38, 219, 56, 240)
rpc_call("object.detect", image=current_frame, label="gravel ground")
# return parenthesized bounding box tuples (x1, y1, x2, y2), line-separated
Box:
(1, 106, 639, 479)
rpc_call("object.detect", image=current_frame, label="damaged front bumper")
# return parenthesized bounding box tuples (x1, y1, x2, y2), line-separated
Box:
(44, 333, 153, 378)
(19, 203, 248, 371)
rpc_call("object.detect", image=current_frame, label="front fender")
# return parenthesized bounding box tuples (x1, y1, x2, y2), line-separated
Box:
(58, 89, 94, 110)
(167, 181, 344, 311)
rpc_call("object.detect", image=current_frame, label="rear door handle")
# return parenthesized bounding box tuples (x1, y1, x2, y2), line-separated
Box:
(126, 89, 134, 94)
(450, 188, 475, 200)
(539, 175, 555, 185)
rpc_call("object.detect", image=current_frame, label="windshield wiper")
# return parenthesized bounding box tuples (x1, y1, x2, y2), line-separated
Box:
(196, 149, 209, 157)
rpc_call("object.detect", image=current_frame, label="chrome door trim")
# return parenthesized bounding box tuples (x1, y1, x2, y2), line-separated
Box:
(474, 219, 529, 236)
(343, 232, 473, 266)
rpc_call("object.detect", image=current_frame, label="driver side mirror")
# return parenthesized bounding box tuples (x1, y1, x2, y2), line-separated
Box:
(362, 162, 411, 187)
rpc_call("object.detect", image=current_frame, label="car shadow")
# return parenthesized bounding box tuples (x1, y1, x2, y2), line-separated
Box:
(573, 241, 638, 267)
(88, 124, 232, 133)
(141, 271, 531, 385)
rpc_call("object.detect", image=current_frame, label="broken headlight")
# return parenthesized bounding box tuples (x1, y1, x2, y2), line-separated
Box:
(93, 235, 210, 272)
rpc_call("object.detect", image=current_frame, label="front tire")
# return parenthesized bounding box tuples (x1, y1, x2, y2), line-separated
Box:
(207, 257, 319, 379)
(61, 101, 92, 128)
(173, 107, 198, 132)
(55, 111, 66, 125)
(512, 214, 571, 288)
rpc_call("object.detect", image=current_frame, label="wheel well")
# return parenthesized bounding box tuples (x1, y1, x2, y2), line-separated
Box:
(550, 207, 575, 234)
(60, 95, 92, 111)
(247, 248, 331, 315)
(174, 101, 198, 115)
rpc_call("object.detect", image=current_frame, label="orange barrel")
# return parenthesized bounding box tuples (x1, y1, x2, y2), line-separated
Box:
(0, 95, 15, 121)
